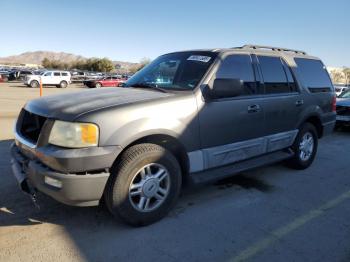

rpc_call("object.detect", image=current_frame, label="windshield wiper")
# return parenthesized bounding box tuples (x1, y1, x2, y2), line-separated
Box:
(130, 83, 167, 93)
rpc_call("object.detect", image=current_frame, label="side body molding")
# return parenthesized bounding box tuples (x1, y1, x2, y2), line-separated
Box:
(188, 130, 298, 173)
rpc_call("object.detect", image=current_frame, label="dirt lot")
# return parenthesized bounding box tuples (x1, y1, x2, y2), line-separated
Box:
(0, 81, 85, 140)
(1, 81, 350, 262)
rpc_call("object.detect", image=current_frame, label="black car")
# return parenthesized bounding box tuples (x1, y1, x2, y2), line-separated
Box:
(8, 70, 34, 81)
(336, 89, 350, 127)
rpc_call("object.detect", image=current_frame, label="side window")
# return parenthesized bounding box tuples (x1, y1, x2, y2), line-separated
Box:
(61, 72, 68, 76)
(43, 72, 52, 76)
(53, 72, 61, 76)
(216, 54, 256, 95)
(258, 56, 290, 94)
(281, 59, 297, 92)
(294, 58, 332, 90)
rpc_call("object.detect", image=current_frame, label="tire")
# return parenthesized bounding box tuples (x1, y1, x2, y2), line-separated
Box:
(59, 81, 67, 88)
(95, 82, 101, 88)
(105, 143, 182, 226)
(286, 123, 318, 170)
(30, 80, 39, 88)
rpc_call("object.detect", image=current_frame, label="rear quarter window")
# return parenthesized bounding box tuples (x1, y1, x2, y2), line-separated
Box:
(294, 58, 333, 91)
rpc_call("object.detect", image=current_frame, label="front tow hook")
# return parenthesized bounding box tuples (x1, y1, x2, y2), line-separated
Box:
(21, 179, 40, 210)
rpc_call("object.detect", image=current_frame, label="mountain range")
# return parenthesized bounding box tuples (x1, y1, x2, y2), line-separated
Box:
(0, 51, 138, 69)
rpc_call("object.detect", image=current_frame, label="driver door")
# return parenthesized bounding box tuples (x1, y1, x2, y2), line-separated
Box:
(41, 72, 53, 84)
(197, 54, 266, 170)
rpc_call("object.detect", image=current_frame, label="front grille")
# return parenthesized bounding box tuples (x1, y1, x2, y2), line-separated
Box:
(18, 110, 47, 143)
(336, 106, 350, 116)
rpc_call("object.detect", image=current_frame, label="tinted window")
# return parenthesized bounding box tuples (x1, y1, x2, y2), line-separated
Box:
(216, 54, 256, 95)
(281, 59, 297, 91)
(295, 58, 332, 89)
(258, 56, 290, 94)
(61, 72, 68, 76)
(53, 72, 60, 76)
(43, 72, 52, 76)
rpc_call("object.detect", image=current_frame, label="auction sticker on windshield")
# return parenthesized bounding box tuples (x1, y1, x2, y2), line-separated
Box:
(187, 55, 211, 62)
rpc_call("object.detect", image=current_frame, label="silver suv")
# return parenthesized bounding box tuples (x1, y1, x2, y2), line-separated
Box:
(11, 45, 336, 226)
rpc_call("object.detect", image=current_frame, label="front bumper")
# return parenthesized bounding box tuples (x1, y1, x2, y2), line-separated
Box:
(11, 142, 121, 206)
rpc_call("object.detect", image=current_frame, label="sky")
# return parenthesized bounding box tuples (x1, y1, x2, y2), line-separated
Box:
(0, 0, 349, 66)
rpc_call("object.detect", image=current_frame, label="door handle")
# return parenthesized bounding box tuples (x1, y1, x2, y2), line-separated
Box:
(247, 104, 261, 113)
(295, 100, 304, 106)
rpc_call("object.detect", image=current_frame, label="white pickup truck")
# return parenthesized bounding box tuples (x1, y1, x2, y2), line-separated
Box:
(24, 71, 71, 88)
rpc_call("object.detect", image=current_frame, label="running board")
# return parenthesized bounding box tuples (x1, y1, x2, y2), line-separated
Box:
(189, 149, 294, 184)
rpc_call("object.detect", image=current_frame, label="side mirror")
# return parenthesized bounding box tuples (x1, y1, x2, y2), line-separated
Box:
(205, 78, 243, 99)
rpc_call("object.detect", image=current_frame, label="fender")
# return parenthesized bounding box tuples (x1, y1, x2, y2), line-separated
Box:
(296, 104, 322, 128)
(104, 117, 198, 152)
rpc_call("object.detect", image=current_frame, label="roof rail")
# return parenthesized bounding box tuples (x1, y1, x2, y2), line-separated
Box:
(236, 45, 307, 55)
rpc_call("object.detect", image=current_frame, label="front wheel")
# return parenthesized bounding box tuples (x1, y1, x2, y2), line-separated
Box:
(286, 123, 318, 170)
(105, 143, 182, 226)
(95, 82, 101, 88)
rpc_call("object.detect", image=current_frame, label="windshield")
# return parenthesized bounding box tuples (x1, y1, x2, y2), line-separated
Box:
(339, 89, 350, 98)
(125, 51, 217, 90)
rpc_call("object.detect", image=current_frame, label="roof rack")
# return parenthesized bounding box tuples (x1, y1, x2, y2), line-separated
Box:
(235, 45, 307, 55)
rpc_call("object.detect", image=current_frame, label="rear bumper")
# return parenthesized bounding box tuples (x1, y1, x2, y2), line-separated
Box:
(322, 120, 336, 136)
(11, 142, 119, 206)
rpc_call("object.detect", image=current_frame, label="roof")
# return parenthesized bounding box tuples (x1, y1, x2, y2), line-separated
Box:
(217, 45, 320, 67)
(166, 45, 322, 67)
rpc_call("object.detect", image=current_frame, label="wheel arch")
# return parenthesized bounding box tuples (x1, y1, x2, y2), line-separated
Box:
(116, 134, 190, 184)
(30, 79, 39, 85)
(300, 115, 323, 138)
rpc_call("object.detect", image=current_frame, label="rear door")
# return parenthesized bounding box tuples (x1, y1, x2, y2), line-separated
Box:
(255, 55, 302, 143)
(197, 53, 266, 170)
(52, 72, 61, 84)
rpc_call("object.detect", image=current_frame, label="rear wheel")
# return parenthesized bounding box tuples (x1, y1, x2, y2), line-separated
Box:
(286, 123, 318, 170)
(59, 81, 67, 88)
(30, 80, 39, 88)
(105, 143, 182, 226)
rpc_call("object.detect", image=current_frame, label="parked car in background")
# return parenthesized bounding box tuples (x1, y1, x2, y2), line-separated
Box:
(11, 45, 336, 226)
(83, 76, 125, 88)
(8, 70, 34, 81)
(334, 84, 349, 97)
(336, 89, 350, 127)
(0, 74, 6, 82)
(24, 70, 71, 88)
(0, 71, 10, 82)
(71, 71, 88, 82)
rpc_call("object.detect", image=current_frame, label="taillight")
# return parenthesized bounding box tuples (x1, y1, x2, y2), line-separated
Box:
(332, 95, 336, 112)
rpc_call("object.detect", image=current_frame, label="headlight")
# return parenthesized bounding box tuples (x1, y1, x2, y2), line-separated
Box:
(48, 120, 99, 148)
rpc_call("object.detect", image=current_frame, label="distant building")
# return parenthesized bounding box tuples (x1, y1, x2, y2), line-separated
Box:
(0, 63, 42, 69)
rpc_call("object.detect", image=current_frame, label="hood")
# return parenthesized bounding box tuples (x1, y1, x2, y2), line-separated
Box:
(336, 98, 350, 107)
(25, 87, 173, 121)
